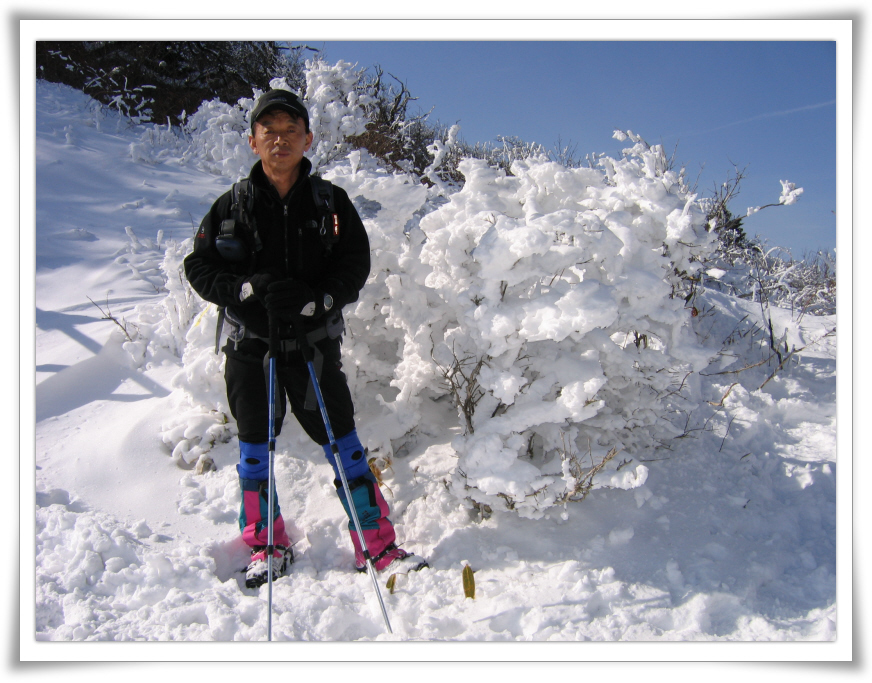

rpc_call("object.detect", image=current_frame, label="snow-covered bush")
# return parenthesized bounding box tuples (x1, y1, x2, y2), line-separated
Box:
(696, 170, 826, 316)
(366, 133, 717, 517)
(422, 124, 461, 196)
(121, 235, 200, 363)
(128, 118, 189, 165)
(114, 230, 231, 472)
(128, 60, 370, 182)
(703, 239, 834, 318)
(173, 96, 254, 181)
(159, 301, 234, 473)
(304, 59, 371, 173)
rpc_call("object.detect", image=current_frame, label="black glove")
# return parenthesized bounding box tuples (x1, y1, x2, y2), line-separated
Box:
(236, 271, 278, 305)
(264, 279, 325, 322)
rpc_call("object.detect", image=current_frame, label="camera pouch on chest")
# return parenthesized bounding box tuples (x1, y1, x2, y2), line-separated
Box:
(216, 218, 248, 262)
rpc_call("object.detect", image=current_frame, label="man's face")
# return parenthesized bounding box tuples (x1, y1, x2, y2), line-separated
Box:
(248, 109, 313, 176)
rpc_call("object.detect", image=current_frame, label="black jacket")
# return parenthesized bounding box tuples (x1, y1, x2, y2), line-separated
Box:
(184, 158, 371, 339)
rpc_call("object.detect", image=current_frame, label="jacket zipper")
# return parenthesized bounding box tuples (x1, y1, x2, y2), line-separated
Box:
(280, 181, 306, 278)
(283, 204, 290, 275)
(296, 206, 303, 277)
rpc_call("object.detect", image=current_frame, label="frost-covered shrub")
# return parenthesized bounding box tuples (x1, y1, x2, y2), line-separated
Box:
(702, 240, 834, 318)
(174, 96, 254, 181)
(121, 236, 200, 363)
(695, 171, 823, 316)
(129, 60, 370, 182)
(159, 301, 234, 472)
(304, 59, 371, 173)
(422, 124, 461, 196)
(117, 232, 231, 472)
(366, 133, 718, 517)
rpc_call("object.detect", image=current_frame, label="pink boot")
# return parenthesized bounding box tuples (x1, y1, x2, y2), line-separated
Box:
(337, 471, 428, 573)
(239, 477, 291, 548)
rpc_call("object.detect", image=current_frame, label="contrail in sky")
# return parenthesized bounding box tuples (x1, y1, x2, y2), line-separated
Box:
(677, 99, 836, 137)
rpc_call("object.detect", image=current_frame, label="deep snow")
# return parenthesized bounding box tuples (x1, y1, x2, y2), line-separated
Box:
(25, 79, 848, 662)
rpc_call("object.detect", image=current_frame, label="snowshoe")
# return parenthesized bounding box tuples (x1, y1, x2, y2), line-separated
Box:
(357, 543, 428, 574)
(245, 545, 293, 588)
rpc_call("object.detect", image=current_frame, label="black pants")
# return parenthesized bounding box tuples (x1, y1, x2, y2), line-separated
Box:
(224, 335, 356, 445)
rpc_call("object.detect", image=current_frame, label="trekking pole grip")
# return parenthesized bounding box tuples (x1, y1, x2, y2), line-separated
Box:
(268, 310, 281, 361)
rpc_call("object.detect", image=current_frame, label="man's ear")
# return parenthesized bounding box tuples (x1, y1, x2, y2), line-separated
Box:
(248, 134, 258, 154)
(304, 130, 314, 152)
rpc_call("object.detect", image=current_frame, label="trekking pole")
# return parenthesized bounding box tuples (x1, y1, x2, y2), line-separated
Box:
(266, 312, 280, 641)
(293, 316, 393, 635)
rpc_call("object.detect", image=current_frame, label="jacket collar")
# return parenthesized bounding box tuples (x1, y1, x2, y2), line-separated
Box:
(249, 156, 313, 196)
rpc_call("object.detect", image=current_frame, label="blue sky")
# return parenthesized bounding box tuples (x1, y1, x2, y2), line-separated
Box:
(316, 40, 837, 256)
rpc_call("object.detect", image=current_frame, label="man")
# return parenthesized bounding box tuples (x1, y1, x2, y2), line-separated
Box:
(184, 89, 427, 588)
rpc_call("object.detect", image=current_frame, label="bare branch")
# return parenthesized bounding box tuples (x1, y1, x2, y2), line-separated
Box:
(87, 295, 136, 342)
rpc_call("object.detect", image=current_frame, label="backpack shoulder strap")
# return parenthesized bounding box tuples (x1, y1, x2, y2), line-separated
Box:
(310, 175, 335, 212)
(232, 179, 252, 221)
(225, 178, 261, 251)
(218, 181, 242, 241)
(310, 176, 340, 250)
